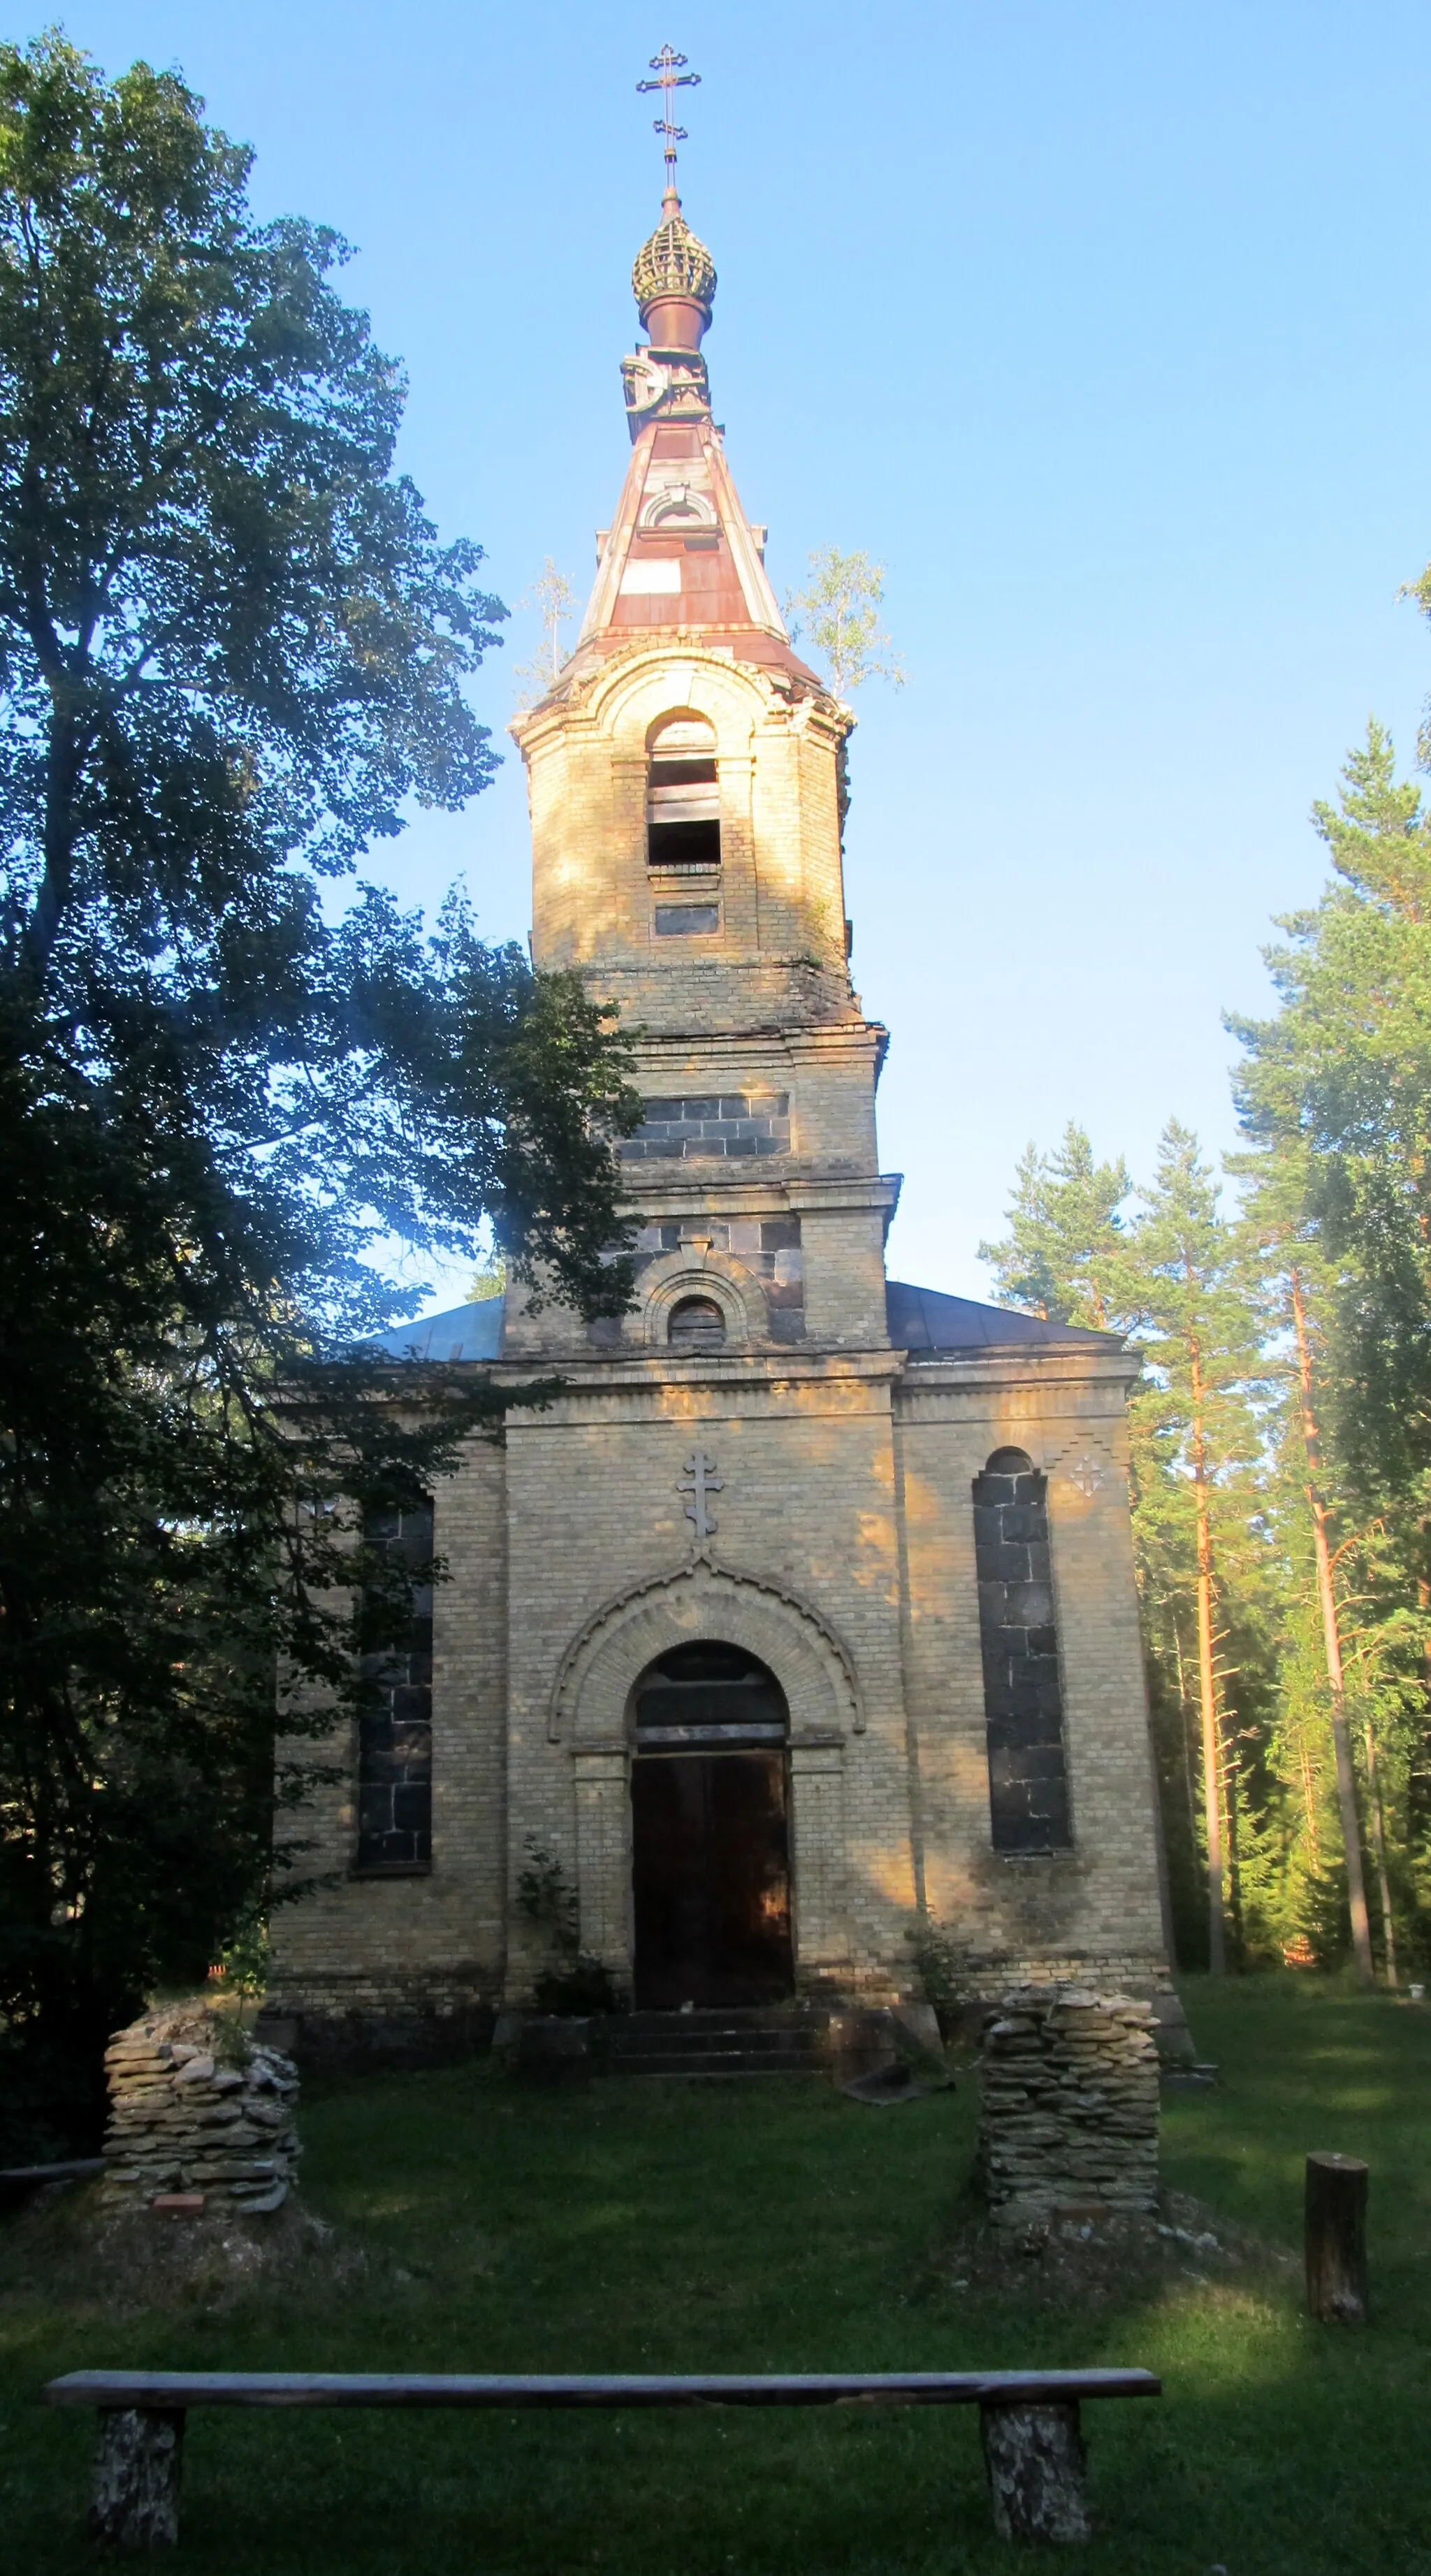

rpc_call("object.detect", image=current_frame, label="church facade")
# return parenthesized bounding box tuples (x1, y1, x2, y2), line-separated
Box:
(268, 183, 1172, 2053)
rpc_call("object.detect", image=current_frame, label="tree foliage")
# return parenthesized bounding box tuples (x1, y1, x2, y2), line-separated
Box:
(782, 546, 904, 699)
(0, 36, 638, 2149)
(510, 559, 578, 710)
(978, 1123, 1130, 1329)
(982, 720, 1431, 1984)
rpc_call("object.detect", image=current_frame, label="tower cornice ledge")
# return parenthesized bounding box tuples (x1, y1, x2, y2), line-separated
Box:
(894, 1346, 1142, 1396)
(626, 1021, 889, 1058)
(511, 636, 848, 751)
(493, 1347, 908, 1399)
(625, 1171, 899, 1202)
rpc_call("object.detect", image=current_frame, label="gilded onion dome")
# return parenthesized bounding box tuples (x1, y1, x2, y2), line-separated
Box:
(632, 189, 717, 325)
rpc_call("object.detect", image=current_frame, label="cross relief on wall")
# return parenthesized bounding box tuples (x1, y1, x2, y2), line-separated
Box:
(678, 1449, 722, 1543)
(1061, 1450, 1107, 1497)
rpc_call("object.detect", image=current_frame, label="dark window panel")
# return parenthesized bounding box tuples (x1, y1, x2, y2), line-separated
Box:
(971, 1450, 1073, 1854)
(654, 903, 720, 936)
(356, 1493, 435, 1876)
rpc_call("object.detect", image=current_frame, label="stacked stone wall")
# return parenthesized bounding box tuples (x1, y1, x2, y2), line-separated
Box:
(977, 1985, 1158, 2225)
(101, 2005, 299, 2212)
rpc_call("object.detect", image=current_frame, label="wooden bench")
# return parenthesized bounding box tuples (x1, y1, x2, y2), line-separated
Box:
(0, 2157, 106, 2208)
(45, 2364, 1161, 2550)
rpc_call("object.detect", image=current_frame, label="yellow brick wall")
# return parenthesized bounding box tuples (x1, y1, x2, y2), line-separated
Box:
(893, 1355, 1165, 1977)
(516, 643, 854, 1012)
(266, 1433, 510, 2022)
(271, 630, 1171, 2033)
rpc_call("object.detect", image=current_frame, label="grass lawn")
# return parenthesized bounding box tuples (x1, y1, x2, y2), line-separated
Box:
(1, 1976, 1428, 2573)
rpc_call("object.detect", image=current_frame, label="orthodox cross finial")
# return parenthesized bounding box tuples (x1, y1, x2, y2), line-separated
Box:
(637, 43, 700, 194)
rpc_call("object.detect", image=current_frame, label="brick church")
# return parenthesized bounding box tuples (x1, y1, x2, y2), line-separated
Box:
(268, 172, 1172, 2055)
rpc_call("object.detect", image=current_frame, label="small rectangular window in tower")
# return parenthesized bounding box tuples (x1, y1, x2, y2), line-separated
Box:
(654, 902, 720, 936)
(647, 715, 720, 871)
(354, 1496, 434, 1876)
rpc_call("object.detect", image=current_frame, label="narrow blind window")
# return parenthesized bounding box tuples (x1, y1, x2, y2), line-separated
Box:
(356, 1497, 434, 1875)
(971, 1449, 1073, 1853)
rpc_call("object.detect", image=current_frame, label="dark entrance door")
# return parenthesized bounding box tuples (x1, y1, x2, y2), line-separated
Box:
(630, 1643, 793, 2009)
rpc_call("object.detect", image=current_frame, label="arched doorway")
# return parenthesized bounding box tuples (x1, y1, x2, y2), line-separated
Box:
(629, 1641, 794, 2008)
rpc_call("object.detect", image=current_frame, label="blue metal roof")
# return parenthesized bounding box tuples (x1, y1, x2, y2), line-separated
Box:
(359, 1284, 1113, 1366)
(885, 1281, 1117, 1353)
(363, 1297, 506, 1362)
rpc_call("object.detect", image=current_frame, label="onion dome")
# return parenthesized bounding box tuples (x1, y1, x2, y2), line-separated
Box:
(632, 187, 716, 347)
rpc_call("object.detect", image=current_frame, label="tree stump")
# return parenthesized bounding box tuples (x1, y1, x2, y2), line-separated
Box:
(89, 2407, 184, 2549)
(980, 2399, 1091, 2543)
(1305, 2151, 1369, 2324)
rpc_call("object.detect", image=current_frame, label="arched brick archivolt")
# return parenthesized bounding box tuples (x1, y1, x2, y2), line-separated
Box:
(549, 1558, 862, 1986)
(585, 645, 766, 760)
(637, 1249, 771, 1348)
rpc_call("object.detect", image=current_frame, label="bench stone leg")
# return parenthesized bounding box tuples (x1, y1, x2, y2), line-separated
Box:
(90, 2408, 185, 2550)
(980, 2400, 1090, 2545)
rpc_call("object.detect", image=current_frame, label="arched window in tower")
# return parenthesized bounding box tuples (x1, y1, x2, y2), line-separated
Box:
(646, 713, 720, 871)
(971, 1448, 1073, 1854)
(668, 1295, 727, 1352)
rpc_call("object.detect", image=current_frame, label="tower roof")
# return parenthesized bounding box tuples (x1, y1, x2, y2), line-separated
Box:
(557, 184, 819, 692)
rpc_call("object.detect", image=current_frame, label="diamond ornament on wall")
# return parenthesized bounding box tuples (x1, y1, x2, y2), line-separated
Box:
(1061, 1450, 1107, 1498)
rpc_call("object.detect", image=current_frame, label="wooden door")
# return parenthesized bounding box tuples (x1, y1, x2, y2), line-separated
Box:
(631, 1749, 794, 2008)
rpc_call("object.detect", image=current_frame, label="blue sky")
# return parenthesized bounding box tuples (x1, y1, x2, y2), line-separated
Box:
(54, 1, 1431, 1304)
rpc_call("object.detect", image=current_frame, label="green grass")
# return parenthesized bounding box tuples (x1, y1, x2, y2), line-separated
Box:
(1, 1977, 1428, 2572)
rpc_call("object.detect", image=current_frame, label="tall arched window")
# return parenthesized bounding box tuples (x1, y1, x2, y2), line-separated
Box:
(355, 1494, 434, 1875)
(646, 713, 720, 870)
(971, 1448, 1072, 1853)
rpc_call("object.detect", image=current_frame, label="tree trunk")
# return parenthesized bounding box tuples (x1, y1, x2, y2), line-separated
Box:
(1361, 1713, 1398, 1988)
(1290, 1270, 1374, 1987)
(1305, 2152, 1368, 2324)
(1298, 1731, 1319, 1866)
(89, 2407, 184, 2549)
(1188, 1337, 1226, 1975)
(980, 2399, 1091, 2543)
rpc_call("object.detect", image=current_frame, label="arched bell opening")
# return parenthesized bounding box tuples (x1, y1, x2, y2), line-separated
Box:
(646, 712, 720, 871)
(667, 1294, 727, 1352)
(628, 1641, 793, 2009)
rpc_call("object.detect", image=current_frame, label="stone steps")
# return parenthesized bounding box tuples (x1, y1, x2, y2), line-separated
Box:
(603, 2008, 829, 2079)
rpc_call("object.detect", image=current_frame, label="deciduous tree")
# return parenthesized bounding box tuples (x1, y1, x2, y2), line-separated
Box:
(783, 546, 904, 699)
(0, 36, 637, 2148)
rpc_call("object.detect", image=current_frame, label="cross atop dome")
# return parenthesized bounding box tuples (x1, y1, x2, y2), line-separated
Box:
(511, 50, 812, 691)
(636, 43, 700, 193)
(632, 46, 716, 349)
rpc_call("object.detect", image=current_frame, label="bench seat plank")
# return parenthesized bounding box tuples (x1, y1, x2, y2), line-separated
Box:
(48, 2367, 1160, 2410)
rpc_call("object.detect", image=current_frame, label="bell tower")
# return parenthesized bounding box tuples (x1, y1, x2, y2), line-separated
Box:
(509, 173, 899, 1359)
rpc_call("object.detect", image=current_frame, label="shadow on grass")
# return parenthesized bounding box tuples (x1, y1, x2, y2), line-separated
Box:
(3, 1976, 1429, 2573)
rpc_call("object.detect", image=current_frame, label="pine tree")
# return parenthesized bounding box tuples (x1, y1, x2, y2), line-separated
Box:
(1229, 720, 1431, 1981)
(1229, 1138, 1381, 1984)
(1123, 1125, 1267, 1974)
(979, 1123, 1131, 1329)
